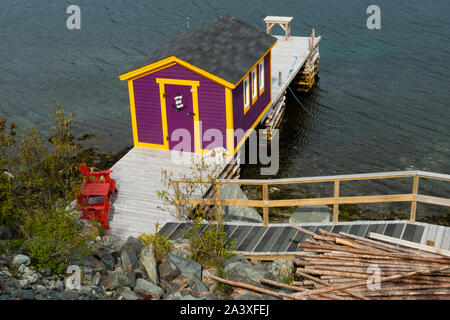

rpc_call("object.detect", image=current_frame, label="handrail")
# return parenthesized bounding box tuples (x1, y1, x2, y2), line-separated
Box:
(173, 171, 450, 226)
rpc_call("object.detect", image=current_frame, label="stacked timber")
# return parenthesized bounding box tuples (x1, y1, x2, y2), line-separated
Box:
(291, 226, 450, 300)
(206, 225, 450, 300)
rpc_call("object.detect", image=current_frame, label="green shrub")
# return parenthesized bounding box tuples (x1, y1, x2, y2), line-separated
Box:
(19, 206, 93, 273)
(138, 222, 173, 261)
(185, 223, 236, 269)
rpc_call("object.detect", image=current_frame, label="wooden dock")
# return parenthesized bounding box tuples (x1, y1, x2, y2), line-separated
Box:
(108, 147, 231, 239)
(108, 30, 320, 239)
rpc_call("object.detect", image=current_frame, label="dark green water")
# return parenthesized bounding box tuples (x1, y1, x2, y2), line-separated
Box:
(1, 1, 449, 217)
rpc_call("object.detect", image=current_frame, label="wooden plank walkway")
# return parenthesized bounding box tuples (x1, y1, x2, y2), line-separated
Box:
(159, 220, 450, 255)
(259, 35, 321, 124)
(108, 147, 230, 239)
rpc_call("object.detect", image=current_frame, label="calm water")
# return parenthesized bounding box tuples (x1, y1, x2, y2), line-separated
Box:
(1, 1, 449, 217)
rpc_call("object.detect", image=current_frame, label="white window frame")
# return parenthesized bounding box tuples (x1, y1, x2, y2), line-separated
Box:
(251, 68, 258, 101)
(259, 60, 264, 92)
(243, 76, 250, 111)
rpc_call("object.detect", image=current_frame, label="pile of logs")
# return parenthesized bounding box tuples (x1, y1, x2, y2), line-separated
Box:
(207, 225, 450, 300)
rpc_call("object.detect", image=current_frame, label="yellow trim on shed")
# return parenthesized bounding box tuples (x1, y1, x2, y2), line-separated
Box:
(120, 56, 235, 89)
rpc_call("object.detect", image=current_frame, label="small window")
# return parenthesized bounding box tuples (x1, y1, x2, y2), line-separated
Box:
(259, 61, 264, 92)
(243, 76, 250, 111)
(252, 68, 258, 102)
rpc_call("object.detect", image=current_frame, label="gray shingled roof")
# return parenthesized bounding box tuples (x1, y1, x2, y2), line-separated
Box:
(122, 15, 277, 85)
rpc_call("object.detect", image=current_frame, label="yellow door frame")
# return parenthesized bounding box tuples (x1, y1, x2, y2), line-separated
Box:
(156, 78, 202, 154)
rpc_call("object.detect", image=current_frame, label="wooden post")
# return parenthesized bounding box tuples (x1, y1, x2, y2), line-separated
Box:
(173, 181, 181, 221)
(262, 184, 269, 226)
(278, 71, 282, 86)
(216, 183, 222, 225)
(410, 175, 419, 222)
(333, 180, 339, 224)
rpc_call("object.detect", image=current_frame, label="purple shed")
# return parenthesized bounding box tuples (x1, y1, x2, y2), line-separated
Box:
(119, 15, 277, 156)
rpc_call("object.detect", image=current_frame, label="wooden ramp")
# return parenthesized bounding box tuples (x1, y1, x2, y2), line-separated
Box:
(108, 147, 230, 239)
(158, 220, 450, 258)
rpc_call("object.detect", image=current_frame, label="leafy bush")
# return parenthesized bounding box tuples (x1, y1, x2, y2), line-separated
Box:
(19, 206, 93, 273)
(138, 222, 173, 261)
(185, 222, 236, 269)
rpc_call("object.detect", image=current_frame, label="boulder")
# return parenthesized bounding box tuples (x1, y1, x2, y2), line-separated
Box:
(135, 278, 164, 299)
(202, 268, 218, 292)
(221, 255, 250, 269)
(120, 237, 143, 271)
(12, 254, 30, 267)
(158, 260, 181, 281)
(100, 253, 116, 271)
(223, 262, 275, 288)
(81, 256, 105, 273)
(0, 226, 12, 240)
(233, 293, 261, 300)
(221, 184, 263, 223)
(167, 253, 202, 281)
(101, 270, 136, 290)
(267, 258, 294, 282)
(139, 245, 158, 284)
(118, 287, 141, 300)
(170, 239, 190, 258)
(289, 205, 332, 224)
(101, 235, 126, 254)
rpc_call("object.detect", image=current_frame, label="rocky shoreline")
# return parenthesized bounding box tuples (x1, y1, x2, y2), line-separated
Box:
(0, 229, 294, 301)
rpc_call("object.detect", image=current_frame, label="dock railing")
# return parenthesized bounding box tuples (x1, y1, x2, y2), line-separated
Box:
(173, 171, 450, 226)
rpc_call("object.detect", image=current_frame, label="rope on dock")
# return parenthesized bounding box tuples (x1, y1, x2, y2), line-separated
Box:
(287, 85, 360, 129)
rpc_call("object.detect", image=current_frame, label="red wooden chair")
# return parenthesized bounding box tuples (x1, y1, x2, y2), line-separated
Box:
(76, 194, 107, 224)
(78, 163, 113, 182)
(98, 201, 111, 230)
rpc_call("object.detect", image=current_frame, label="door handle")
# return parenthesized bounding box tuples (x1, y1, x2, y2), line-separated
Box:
(187, 112, 195, 116)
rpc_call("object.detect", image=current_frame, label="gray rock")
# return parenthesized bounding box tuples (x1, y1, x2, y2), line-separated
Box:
(180, 294, 202, 300)
(107, 236, 126, 253)
(191, 279, 209, 293)
(268, 258, 294, 282)
(233, 293, 262, 300)
(133, 267, 145, 280)
(81, 256, 106, 273)
(167, 253, 202, 281)
(170, 239, 190, 258)
(158, 260, 181, 281)
(221, 255, 250, 269)
(166, 292, 183, 300)
(101, 270, 136, 290)
(19, 290, 35, 300)
(12, 254, 30, 267)
(61, 289, 79, 300)
(289, 205, 332, 224)
(18, 264, 30, 274)
(100, 253, 116, 271)
(139, 245, 158, 284)
(119, 287, 141, 300)
(55, 280, 64, 291)
(135, 278, 164, 299)
(221, 184, 263, 223)
(202, 268, 218, 291)
(120, 237, 143, 271)
(0, 226, 12, 240)
(224, 262, 275, 288)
